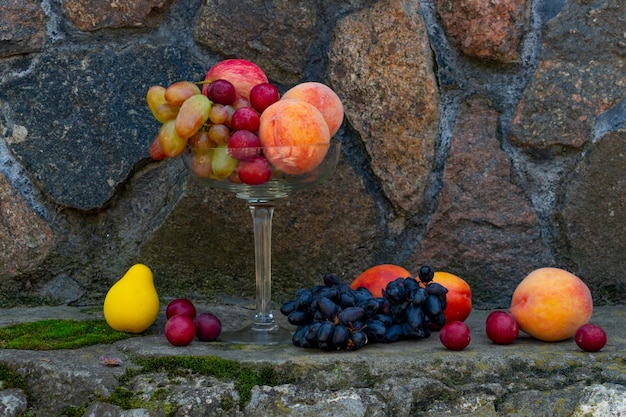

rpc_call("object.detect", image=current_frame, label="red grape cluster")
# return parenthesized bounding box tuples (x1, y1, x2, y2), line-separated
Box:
(147, 78, 281, 185)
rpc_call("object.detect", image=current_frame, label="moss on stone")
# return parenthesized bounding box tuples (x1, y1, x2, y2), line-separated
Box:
(56, 406, 86, 417)
(0, 363, 28, 392)
(0, 364, 37, 414)
(0, 319, 135, 350)
(126, 355, 279, 407)
(103, 385, 177, 416)
(220, 395, 235, 412)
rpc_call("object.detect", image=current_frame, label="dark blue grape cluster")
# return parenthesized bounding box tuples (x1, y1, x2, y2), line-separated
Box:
(280, 265, 448, 351)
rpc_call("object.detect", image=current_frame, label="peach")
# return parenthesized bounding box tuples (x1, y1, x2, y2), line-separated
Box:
(350, 264, 413, 298)
(202, 59, 268, 101)
(282, 82, 344, 136)
(509, 267, 593, 342)
(258, 98, 330, 175)
(431, 272, 473, 323)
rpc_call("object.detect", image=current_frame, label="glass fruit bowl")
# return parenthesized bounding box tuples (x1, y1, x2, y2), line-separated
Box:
(182, 141, 341, 202)
(181, 140, 341, 344)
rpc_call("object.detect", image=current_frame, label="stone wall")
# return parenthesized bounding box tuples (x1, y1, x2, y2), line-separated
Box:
(0, 0, 624, 308)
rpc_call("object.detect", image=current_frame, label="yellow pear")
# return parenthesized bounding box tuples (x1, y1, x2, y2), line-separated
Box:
(103, 264, 160, 333)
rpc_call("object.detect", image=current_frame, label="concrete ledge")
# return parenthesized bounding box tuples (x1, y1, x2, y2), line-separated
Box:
(0, 305, 624, 416)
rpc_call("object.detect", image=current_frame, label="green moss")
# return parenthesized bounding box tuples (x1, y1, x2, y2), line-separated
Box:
(100, 355, 279, 414)
(353, 362, 378, 387)
(0, 320, 136, 350)
(105, 386, 135, 409)
(103, 385, 177, 416)
(56, 406, 86, 417)
(0, 363, 38, 414)
(221, 395, 235, 412)
(0, 363, 28, 392)
(131, 355, 279, 407)
(151, 387, 169, 401)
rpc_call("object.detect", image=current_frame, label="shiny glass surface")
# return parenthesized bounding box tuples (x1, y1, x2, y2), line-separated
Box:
(182, 141, 341, 344)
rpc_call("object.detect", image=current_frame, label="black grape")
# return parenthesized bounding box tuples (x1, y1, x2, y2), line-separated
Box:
(280, 300, 297, 316)
(350, 331, 367, 350)
(365, 319, 387, 343)
(336, 283, 353, 294)
(318, 341, 333, 351)
(390, 301, 409, 324)
(305, 322, 321, 346)
(418, 265, 434, 283)
(426, 282, 448, 296)
(292, 324, 311, 347)
(312, 310, 325, 322)
(406, 304, 425, 330)
(373, 313, 393, 328)
(404, 277, 420, 293)
(288, 310, 311, 326)
(402, 321, 419, 339)
(317, 322, 335, 344)
(294, 288, 314, 310)
(338, 291, 356, 308)
(357, 298, 380, 319)
(353, 287, 374, 303)
(338, 307, 365, 326)
(403, 321, 429, 339)
(385, 323, 403, 342)
(333, 324, 350, 350)
(323, 273, 341, 287)
(317, 296, 339, 320)
(315, 286, 339, 302)
(431, 312, 446, 329)
(375, 297, 391, 316)
(281, 266, 447, 351)
(384, 278, 406, 304)
(409, 287, 428, 306)
(426, 282, 448, 309)
(426, 294, 443, 316)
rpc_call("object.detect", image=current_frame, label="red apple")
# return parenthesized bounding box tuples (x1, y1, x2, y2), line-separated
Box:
(164, 315, 196, 346)
(439, 321, 471, 351)
(202, 59, 268, 101)
(166, 298, 197, 320)
(485, 310, 519, 345)
(194, 312, 222, 342)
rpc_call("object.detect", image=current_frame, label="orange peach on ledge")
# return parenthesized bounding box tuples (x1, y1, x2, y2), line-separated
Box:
(258, 98, 330, 175)
(432, 271, 472, 323)
(350, 264, 413, 298)
(509, 267, 593, 342)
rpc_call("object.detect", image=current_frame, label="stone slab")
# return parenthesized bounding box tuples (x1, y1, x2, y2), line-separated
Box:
(0, 305, 623, 416)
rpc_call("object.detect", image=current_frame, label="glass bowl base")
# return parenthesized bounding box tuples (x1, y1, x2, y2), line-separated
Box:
(219, 322, 293, 345)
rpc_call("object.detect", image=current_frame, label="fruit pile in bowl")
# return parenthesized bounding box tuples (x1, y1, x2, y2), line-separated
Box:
(146, 59, 344, 186)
